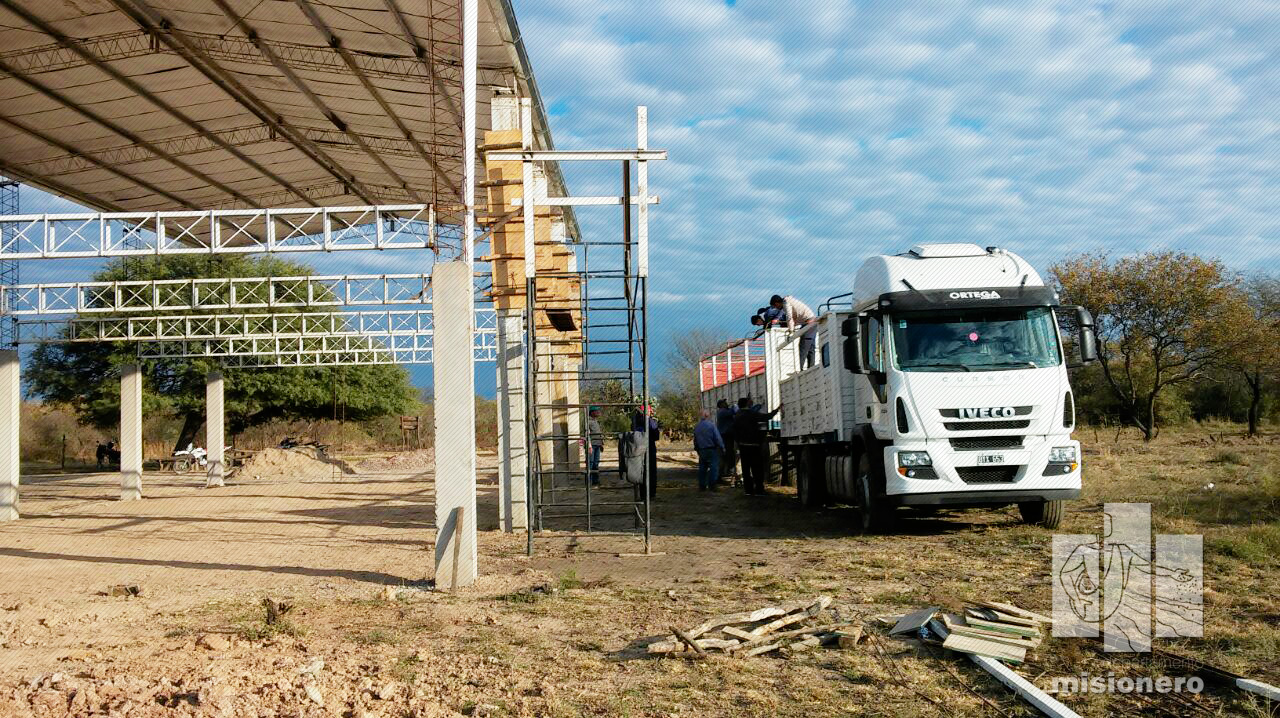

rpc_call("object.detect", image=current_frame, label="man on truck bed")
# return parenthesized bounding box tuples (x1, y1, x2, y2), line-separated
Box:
(733, 397, 781, 496)
(770, 294, 818, 368)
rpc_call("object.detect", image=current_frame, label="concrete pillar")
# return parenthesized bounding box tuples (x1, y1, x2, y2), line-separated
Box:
(120, 363, 143, 501)
(206, 370, 225, 488)
(432, 262, 477, 589)
(496, 310, 527, 531)
(0, 350, 19, 521)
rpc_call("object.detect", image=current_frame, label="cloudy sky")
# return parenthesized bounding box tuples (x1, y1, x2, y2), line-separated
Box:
(12, 0, 1279, 391)
(515, 0, 1280, 367)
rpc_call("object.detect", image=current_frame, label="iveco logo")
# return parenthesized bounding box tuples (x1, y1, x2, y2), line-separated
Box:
(949, 290, 1002, 300)
(959, 407, 1016, 419)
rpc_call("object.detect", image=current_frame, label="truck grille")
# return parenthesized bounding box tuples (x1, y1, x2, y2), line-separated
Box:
(950, 436, 1024, 451)
(943, 420, 1030, 431)
(956, 466, 1019, 483)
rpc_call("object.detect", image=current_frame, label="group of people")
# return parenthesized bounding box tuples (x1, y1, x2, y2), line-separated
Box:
(750, 294, 819, 369)
(584, 403, 660, 499)
(692, 397, 781, 495)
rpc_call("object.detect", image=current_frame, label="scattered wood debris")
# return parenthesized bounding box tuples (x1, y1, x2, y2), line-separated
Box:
(648, 596, 854, 658)
(889, 600, 1051, 666)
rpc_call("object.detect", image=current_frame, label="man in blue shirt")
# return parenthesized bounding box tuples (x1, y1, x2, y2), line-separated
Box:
(693, 410, 725, 492)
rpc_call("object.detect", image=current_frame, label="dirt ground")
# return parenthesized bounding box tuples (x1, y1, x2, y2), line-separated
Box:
(1, 431, 1277, 717)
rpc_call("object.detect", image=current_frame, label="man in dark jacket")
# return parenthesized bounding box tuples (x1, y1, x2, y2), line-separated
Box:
(715, 399, 738, 485)
(632, 405, 660, 498)
(732, 397, 781, 496)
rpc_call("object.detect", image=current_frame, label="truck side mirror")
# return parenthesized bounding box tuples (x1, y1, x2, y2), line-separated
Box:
(1074, 306, 1098, 363)
(841, 317, 865, 374)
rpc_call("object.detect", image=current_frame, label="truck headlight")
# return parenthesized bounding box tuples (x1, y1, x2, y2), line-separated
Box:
(897, 451, 932, 467)
(1049, 446, 1077, 463)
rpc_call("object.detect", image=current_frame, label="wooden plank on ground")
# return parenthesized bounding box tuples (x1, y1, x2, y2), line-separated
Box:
(942, 633, 1027, 664)
(968, 653, 1083, 718)
(976, 601, 1053, 625)
(890, 606, 940, 636)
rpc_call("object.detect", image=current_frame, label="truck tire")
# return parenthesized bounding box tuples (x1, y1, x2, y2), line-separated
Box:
(853, 451, 890, 534)
(796, 447, 824, 508)
(1018, 499, 1064, 529)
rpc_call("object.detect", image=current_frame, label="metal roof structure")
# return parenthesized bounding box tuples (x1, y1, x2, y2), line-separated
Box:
(0, 0, 570, 237)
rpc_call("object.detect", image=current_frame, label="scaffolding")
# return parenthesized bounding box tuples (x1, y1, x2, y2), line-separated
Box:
(489, 107, 663, 554)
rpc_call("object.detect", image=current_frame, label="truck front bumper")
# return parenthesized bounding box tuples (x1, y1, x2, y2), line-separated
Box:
(881, 438, 1081, 507)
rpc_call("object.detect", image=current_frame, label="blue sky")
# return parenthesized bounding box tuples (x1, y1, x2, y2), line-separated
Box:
(11, 0, 1280, 395)
(515, 0, 1280, 371)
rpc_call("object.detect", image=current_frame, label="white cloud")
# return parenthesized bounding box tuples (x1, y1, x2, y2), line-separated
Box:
(514, 0, 1280, 345)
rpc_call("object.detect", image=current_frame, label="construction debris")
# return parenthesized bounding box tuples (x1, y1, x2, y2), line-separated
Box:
(891, 601, 1051, 666)
(648, 596, 850, 658)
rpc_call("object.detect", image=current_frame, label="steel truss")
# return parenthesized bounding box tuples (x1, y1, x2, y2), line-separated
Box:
(4, 274, 433, 316)
(15, 309, 434, 343)
(0, 28, 503, 95)
(0, 205, 438, 260)
(0, 176, 15, 347)
(133, 331, 497, 367)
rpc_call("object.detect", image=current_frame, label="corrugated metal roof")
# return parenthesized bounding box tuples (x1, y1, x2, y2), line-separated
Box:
(0, 0, 569, 233)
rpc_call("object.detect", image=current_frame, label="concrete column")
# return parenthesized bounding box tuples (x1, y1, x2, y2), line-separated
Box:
(432, 262, 477, 589)
(0, 350, 19, 521)
(120, 363, 143, 501)
(205, 370, 225, 488)
(497, 310, 527, 531)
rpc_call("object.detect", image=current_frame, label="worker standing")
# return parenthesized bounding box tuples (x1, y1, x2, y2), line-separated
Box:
(692, 410, 725, 492)
(732, 397, 781, 496)
(715, 398, 738, 485)
(586, 407, 604, 486)
(770, 294, 818, 368)
(632, 403, 661, 498)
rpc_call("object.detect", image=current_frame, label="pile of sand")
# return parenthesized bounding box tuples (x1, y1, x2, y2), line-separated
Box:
(238, 447, 356, 480)
(355, 448, 435, 473)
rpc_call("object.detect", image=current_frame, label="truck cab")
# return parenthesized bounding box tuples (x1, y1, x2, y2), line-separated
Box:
(780, 243, 1097, 531)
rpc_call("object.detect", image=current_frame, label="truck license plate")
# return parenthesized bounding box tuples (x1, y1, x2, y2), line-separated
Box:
(977, 453, 1005, 465)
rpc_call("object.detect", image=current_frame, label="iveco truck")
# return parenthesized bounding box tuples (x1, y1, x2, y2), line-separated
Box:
(710, 243, 1098, 531)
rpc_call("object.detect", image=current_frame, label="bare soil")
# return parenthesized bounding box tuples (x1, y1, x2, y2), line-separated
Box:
(1, 431, 1277, 717)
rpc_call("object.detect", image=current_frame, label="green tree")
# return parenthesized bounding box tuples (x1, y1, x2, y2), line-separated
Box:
(656, 328, 723, 437)
(1052, 251, 1248, 441)
(25, 255, 417, 452)
(1227, 274, 1280, 436)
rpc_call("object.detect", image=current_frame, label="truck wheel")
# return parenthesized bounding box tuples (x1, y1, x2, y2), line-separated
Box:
(1019, 500, 1064, 529)
(853, 452, 888, 534)
(797, 448, 824, 508)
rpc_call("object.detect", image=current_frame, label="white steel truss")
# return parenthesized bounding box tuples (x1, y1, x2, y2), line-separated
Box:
(133, 332, 498, 367)
(0, 205, 439, 260)
(15, 309, 437, 343)
(3, 274, 433, 316)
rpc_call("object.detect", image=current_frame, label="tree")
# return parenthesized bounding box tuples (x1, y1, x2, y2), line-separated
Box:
(656, 329, 724, 436)
(1227, 274, 1280, 436)
(1052, 251, 1248, 441)
(26, 255, 417, 451)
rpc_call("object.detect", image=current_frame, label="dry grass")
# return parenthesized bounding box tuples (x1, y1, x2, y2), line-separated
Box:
(2, 425, 1276, 717)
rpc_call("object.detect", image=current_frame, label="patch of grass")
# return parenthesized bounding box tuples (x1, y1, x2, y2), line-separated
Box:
(236, 617, 305, 641)
(557, 569, 584, 591)
(390, 653, 421, 684)
(163, 626, 196, 639)
(1212, 450, 1248, 466)
(1208, 522, 1280, 564)
(352, 628, 399, 645)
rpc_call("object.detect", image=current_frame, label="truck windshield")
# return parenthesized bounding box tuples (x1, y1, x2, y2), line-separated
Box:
(891, 306, 1062, 372)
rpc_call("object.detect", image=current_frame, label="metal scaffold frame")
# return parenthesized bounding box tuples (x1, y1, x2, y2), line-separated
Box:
(504, 105, 664, 555)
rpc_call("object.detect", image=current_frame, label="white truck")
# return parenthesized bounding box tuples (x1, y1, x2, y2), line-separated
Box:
(704, 243, 1097, 531)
